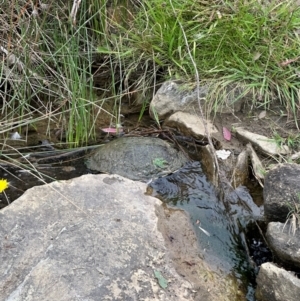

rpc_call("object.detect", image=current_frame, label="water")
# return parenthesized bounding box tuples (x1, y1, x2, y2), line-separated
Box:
(0, 155, 91, 208)
(148, 161, 263, 300)
(1, 150, 264, 300)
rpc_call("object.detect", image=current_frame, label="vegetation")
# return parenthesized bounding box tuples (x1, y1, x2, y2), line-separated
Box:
(100, 0, 300, 117)
(0, 0, 108, 146)
(1, 0, 300, 147)
(153, 157, 168, 168)
(0, 179, 9, 193)
(284, 193, 300, 235)
(272, 131, 300, 151)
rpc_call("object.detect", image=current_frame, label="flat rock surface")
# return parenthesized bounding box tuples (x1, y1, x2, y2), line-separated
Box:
(235, 127, 289, 156)
(263, 163, 300, 222)
(0, 174, 238, 301)
(266, 222, 300, 269)
(255, 262, 300, 301)
(163, 111, 218, 140)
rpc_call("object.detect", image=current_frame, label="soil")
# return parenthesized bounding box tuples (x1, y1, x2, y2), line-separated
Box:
(213, 104, 300, 155)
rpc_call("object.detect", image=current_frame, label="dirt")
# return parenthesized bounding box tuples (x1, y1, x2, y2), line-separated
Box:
(2, 92, 298, 156)
(213, 104, 300, 154)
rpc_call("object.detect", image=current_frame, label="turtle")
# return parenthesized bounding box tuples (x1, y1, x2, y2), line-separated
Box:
(86, 137, 189, 182)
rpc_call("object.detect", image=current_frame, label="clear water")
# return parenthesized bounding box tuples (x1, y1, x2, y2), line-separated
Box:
(148, 161, 263, 300)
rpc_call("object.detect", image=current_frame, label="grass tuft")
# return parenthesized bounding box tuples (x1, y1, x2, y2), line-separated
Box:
(2, 0, 300, 147)
(283, 193, 300, 236)
(96, 0, 300, 124)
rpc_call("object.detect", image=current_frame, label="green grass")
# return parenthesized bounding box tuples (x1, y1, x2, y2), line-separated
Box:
(97, 0, 300, 123)
(0, 0, 109, 146)
(1, 0, 300, 148)
(272, 130, 300, 152)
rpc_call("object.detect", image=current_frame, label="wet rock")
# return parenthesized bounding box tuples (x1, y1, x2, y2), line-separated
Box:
(231, 186, 262, 218)
(198, 144, 219, 186)
(149, 80, 207, 120)
(0, 174, 239, 301)
(235, 127, 289, 156)
(263, 163, 300, 222)
(246, 143, 264, 187)
(255, 262, 300, 301)
(163, 111, 218, 140)
(231, 149, 249, 188)
(266, 221, 300, 269)
(86, 137, 189, 182)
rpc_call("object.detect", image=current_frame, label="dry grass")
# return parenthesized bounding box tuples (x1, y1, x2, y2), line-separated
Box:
(283, 193, 300, 236)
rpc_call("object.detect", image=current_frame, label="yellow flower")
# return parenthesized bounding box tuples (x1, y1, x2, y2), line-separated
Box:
(0, 179, 9, 193)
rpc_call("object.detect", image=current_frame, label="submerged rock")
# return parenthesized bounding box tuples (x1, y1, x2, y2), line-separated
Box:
(86, 137, 189, 181)
(255, 262, 300, 301)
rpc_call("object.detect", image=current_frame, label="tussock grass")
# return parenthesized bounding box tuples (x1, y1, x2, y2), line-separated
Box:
(284, 193, 300, 236)
(98, 0, 300, 123)
(1, 0, 300, 147)
(0, 0, 109, 146)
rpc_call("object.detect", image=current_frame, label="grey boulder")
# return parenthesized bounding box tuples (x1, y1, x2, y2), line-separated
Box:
(149, 80, 207, 120)
(0, 174, 236, 301)
(266, 221, 300, 269)
(263, 163, 300, 222)
(255, 262, 300, 301)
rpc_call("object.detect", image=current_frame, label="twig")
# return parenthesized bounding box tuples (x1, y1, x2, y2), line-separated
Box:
(70, 0, 82, 26)
(0, 45, 52, 87)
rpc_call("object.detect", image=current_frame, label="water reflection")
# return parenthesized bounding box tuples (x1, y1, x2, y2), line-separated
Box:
(148, 161, 262, 300)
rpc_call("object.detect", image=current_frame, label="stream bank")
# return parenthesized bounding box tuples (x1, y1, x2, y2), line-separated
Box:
(1, 80, 300, 300)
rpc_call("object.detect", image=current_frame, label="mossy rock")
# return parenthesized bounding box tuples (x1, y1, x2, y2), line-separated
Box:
(86, 137, 189, 181)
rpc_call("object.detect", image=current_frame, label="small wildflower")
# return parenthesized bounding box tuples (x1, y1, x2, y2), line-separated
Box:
(0, 179, 9, 193)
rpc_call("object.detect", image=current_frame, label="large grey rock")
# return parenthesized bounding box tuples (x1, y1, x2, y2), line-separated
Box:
(0, 174, 238, 301)
(149, 80, 245, 121)
(263, 163, 300, 222)
(255, 262, 300, 301)
(86, 137, 189, 181)
(149, 80, 207, 120)
(266, 221, 300, 268)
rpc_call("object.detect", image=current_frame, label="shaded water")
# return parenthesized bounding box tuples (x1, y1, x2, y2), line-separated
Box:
(0, 155, 91, 208)
(148, 161, 263, 300)
(1, 144, 266, 300)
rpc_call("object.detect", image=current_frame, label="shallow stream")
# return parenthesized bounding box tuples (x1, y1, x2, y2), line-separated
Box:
(148, 160, 264, 300)
(0, 141, 267, 300)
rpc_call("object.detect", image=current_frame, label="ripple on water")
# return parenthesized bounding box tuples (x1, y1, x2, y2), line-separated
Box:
(148, 161, 263, 300)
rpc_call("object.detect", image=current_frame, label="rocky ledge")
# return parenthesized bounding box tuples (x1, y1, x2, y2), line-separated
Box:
(0, 174, 238, 301)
